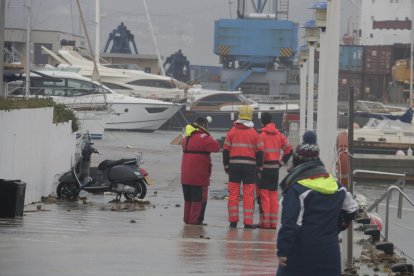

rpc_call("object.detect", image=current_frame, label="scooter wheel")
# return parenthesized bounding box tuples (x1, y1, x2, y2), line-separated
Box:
(57, 182, 79, 200)
(124, 180, 147, 200)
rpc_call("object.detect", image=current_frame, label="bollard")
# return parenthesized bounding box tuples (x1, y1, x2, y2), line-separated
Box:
(363, 224, 379, 231)
(392, 263, 414, 273)
(375, 242, 394, 256)
(356, 217, 371, 225)
(364, 228, 380, 243)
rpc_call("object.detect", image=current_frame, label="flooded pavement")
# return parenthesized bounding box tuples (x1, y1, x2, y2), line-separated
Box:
(0, 130, 278, 276)
(1, 130, 414, 275)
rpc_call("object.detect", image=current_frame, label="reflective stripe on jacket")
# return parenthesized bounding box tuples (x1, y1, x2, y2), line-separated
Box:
(223, 122, 264, 167)
(259, 123, 292, 167)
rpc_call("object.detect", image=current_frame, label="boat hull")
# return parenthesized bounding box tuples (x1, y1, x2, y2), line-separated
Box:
(353, 153, 414, 182)
(52, 95, 183, 132)
(105, 102, 183, 131)
(352, 140, 414, 155)
(161, 106, 298, 131)
(74, 110, 108, 139)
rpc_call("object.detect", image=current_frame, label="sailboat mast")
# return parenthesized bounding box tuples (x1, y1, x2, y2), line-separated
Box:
(95, 0, 100, 63)
(410, 1, 413, 107)
(142, 0, 166, 76)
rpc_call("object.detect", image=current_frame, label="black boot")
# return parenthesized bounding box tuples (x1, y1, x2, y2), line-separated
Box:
(229, 222, 237, 229)
(244, 224, 256, 229)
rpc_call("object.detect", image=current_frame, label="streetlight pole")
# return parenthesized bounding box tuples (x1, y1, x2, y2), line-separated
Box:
(307, 45, 315, 130)
(0, 0, 5, 98)
(25, 0, 32, 98)
(299, 52, 308, 138)
(410, 1, 414, 107)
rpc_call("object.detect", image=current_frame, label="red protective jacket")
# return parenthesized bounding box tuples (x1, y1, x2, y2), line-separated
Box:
(223, 121, 264, 168)
(181, 125, 220, 186)
(260, 123, 292, 168)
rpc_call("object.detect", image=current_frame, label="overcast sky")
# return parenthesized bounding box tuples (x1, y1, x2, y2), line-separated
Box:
(5, 0, 358, 66)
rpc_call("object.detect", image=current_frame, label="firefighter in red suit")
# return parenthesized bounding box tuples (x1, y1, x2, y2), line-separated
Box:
(257, 112, 292, 229)
(181, 117, 220, 225)
(223, 106, 264, 229)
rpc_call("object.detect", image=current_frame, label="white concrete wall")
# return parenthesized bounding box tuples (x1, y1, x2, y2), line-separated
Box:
(0, 108, 76, 204)
(360, 0, 411, 45)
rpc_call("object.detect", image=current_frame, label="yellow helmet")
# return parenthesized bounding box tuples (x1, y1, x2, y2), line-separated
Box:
(238, 105, 253, 120)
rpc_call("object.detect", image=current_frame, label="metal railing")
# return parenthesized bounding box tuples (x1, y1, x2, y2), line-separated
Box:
(354, 169, 414, 241)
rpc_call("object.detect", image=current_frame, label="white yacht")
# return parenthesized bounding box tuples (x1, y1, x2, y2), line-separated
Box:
(353, 113, 414, 155)
(43, 48, 299, 130)
(44, 47, 188, 102)
(7, 70, 183, 132)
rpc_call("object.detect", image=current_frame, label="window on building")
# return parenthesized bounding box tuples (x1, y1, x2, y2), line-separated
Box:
(370, 33, 374, 38)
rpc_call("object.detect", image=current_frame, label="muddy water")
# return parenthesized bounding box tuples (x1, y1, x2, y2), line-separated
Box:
(1, 130, 413, 275)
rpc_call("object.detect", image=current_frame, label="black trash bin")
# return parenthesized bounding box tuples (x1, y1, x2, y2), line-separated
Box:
(0, 179, 26, 218)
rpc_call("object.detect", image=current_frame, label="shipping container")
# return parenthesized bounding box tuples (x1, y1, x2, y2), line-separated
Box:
(339, 45, 364, 72)
(363, 74, 391, 102)
(338, 71, 362, 100)
(393, 43, 411, 61)
(364, 45, 393, 75)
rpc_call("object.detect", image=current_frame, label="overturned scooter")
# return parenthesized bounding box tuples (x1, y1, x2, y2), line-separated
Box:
(56, 133, 148, 201)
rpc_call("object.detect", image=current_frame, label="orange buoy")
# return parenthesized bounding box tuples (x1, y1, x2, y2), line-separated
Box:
(336, 130, 350, 188)
(368, 212, 383, 231)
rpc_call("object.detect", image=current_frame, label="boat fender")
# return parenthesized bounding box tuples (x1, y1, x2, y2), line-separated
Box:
(368, 212, 383, 231)
(336, 130, 350, 188)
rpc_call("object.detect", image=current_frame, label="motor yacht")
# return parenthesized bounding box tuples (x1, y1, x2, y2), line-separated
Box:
(43, 47, 188, 102)
(163, 85, 300, 130)
(43, 47, 299, 130)
(353, 115, 414, 155)
(6, 70, 183, 132)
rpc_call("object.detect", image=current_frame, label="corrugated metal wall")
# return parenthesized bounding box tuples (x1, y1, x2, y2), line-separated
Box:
(339, 45, 364, 72)
(364, 45, 393, 75)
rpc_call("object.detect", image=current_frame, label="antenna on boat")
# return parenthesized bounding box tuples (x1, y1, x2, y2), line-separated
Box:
(142, 0, 166, 76)
(95, 0, 100, 63)
(75, 0, 109, 114)
(75, 0, 101, 83)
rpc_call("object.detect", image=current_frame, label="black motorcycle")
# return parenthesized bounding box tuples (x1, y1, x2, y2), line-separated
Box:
(56, 133, 148, 201)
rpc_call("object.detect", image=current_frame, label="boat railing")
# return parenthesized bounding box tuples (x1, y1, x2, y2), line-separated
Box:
(354, 169, 414, 241)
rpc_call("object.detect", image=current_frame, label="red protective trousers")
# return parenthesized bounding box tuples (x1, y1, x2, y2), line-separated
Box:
(258, 169, 280, 229)
(228, 182, 255, 225)
(183, 185, 208, 225)
(259, 190, 279, 229)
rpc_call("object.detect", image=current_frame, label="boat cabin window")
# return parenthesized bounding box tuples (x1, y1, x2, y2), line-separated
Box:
(30, 77, 109, 97)
(192, 94, 246, 107)
(103, 64, 142, 71)
(126, 79, 175, 89)
(102, 82, 131, 90)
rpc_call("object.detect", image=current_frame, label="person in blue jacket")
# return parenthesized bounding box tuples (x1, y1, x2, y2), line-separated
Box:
(276, 131, 358, 276)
